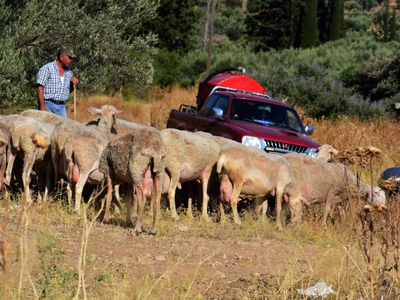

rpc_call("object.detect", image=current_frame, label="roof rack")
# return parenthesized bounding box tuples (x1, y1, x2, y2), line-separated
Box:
(210, 85, 272, 100)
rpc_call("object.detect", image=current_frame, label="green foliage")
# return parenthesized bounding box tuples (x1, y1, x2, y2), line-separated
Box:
(317, 0, 329, 43)
(140, 0, 198, 54)
(328, 0, 345, 41)
(389, 6, 398, 41)
(152, 49, 183, 87)
(301, 0, 319, 48)
(215, 7, 247, 42)
(250, 61, 384, 119)
(0, 0, 158, 108)
(373, 0, 392, 41)
(355, 0, 377, 10)
(341, 52, 400, 102)
(245, 0, 294, 51)
(345, 10, 371, 32)
(37, 231, 77, 298)
(178, 33, 400, 118)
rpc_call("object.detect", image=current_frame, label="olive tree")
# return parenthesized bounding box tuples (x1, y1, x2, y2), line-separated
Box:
(0, 0, 158, 108)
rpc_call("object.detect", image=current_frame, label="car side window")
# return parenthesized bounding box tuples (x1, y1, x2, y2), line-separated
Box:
(286, 110, 302, 132)
(212, 97, 229, 117)
(203, 94, 220, 116)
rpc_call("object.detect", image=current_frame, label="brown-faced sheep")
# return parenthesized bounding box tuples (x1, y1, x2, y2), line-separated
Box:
(99, 127, 166, 235)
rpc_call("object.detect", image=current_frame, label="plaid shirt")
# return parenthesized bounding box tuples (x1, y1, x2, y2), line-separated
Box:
(37, 60, 73, 102)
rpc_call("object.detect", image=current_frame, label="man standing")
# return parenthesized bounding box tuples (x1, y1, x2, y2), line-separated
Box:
(37, 46, 79, 117)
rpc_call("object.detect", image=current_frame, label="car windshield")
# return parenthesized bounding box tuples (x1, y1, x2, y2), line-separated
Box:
(229, 99, 304, 133)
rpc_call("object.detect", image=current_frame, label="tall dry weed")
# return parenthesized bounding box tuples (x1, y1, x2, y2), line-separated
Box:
(67, 87, 196, 130)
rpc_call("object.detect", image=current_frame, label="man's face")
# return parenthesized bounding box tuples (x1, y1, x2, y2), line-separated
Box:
(60, 53, 73, 68)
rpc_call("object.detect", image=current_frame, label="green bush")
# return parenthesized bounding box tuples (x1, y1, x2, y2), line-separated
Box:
(346, 10, 371, 32)
(0, 0, 158, 108)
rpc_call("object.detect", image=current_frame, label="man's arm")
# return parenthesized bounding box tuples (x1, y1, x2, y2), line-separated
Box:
(37, 85, 46, 111)
(70, 76, 79, 93)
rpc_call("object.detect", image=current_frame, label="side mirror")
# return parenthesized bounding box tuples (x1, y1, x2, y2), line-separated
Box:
(209, 107, 225, 120)
(304, 125, 314, 136)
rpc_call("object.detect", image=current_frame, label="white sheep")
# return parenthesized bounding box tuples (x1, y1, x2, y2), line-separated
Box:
(283, 153, 386, 225)
(0, 115, 51, 204)
(20, 109, 68, 125)
(61, 105, 123, 211)
(216, 143, 302, 228)
(160, 129, 220, 219)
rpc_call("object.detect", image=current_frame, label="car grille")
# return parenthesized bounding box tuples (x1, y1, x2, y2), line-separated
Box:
(264, 139, 308, 154)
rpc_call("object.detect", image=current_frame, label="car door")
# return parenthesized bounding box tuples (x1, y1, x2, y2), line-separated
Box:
(202, 96, 232, 137)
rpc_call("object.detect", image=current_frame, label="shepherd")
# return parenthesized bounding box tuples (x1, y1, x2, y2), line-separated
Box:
(36, 46, 79, 117)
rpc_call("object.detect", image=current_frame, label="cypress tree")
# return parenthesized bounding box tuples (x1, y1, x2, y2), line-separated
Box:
(301, 0, 319, 48)
(389, 6, 398, 41)
(383, 0, 390, 41)
(317, 0, 329, 43)
(245, 0, 293, 51)
(328, 0, 345, 41)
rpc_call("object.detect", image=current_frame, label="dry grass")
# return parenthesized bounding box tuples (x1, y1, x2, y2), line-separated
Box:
(2, 87, 400, 298)
(67, 87, 196, 130)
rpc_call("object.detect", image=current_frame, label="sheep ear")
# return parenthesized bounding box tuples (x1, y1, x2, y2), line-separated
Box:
(330, 147, 339, 156)
(87, 107, 102, 115)
(113, 109, 124, 115)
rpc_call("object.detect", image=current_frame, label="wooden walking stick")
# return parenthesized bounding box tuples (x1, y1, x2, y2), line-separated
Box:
(74, 83, 77, 121)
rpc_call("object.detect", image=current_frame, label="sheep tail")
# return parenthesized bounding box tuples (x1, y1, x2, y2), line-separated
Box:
(216, 154, 226, 174)
(32, 133, 50, 148)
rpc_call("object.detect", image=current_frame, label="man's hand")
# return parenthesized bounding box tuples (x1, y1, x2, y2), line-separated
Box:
(71, 76, 79, 86)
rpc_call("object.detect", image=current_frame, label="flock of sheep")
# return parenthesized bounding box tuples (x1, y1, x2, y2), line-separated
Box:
(0, 105, 387, 234)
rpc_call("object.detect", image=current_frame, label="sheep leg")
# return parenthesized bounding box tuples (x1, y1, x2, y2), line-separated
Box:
(200, 169, 212, 221)
(22, 152, 36, 206)
(187, 187, 194, 218)
(219, 200, 226, 223)
(230, 182, 243, 225)
(66, 183, 73, 210)
(322, 198, 333, 227)
(5, 146, 16, 185)
(167, 173, 180, 220)
(256, 197, 268, 221)
(0, 154, 7, 194)
(149, 178, 161, 235)
(103, 173, 113, 223)
(132, 193, 138, 218)
(52, 147, 60, 188)
(43, 159, 54, 203)
(275, 188, 284, 230)
(125, 184, 133, 227)
(114, 184, 120, 200)
(73, 172, 90, 211)
(133, 188, 145, 235)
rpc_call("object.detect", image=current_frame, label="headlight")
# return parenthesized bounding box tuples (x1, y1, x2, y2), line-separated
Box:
(307, 148, 318, 158)
(242, 136, 262, 149)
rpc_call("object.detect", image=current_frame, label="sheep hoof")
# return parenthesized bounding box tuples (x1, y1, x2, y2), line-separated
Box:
(149, 228, 157, 236)
(202, 215, 211, 223)
(277, 224, 283, 231)
(171, 214, 180, 221)
(129, 228, 141, 236)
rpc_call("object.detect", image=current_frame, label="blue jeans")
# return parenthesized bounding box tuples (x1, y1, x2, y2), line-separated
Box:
(43, 100, 67, 117)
